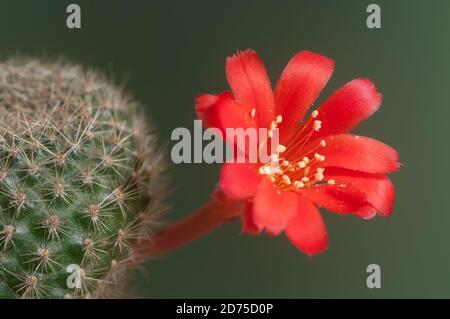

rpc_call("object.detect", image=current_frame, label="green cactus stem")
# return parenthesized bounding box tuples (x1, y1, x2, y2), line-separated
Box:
(0, 58, 166, 298)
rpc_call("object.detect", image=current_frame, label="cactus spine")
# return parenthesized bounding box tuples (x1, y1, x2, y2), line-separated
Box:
(0, 58, 165, 298)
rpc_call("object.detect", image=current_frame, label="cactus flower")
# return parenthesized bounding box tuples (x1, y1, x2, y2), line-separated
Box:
(195, 49, 400, 255)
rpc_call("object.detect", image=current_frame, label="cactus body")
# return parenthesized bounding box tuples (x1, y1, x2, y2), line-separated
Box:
(0, 58, 165, 298)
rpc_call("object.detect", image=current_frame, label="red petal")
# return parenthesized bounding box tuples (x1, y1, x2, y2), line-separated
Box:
(252, 177, 297, 236)
(274, 51, 334, 143)
(354, 204, 378, 220)
(241, 202, 262, 234)
(226, 49, 275, 128)
(285, 195, 328, 255)
(306, 134, 400, 174)
(195, 94, 219, 129)
(195, 92, 225, 130)
(298, 184, 367, 213)
(325, 168, 395, 216)
(220, 163, 261, 200)
(199, 92, 256, 131)
(195, 94, 218, 126)
(199, 92, 259, 160)
(309, 79, 382, 140)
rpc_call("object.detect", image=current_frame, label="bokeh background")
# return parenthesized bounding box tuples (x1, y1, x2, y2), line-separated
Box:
(0, 0, 446, 298)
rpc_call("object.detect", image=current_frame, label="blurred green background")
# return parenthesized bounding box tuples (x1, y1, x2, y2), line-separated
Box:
(0, 0, 446, 298)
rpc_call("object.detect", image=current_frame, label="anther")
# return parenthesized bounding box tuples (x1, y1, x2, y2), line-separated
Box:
(270, 121, 277, 130)
(314, 153, 325, 161)
(315, 173, 324, 181)
(259, 166, 269, 175)
(276, 115, 282, 123)
(313, 120, 322, 131)
(282, 175, 291, 185)
(277, 145, 286, 153)
(294, 181, 305, 189)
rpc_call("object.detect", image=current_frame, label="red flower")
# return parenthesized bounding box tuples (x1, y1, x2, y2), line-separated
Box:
(195, 49, 400, 255)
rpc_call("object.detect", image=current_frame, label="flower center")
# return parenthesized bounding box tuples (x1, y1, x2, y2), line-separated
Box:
(257, 110, 335, 190)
